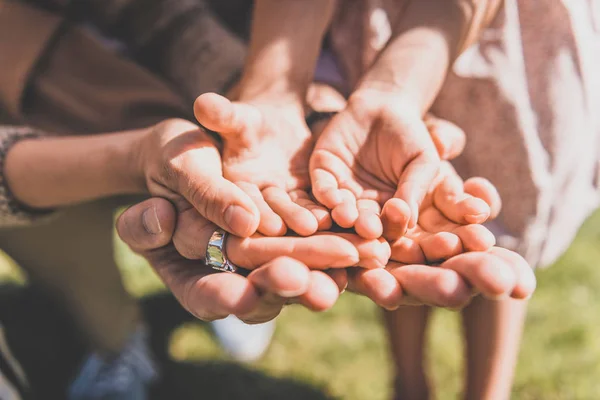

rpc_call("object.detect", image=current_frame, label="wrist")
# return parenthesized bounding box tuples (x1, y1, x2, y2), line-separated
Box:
(111, 129, 150, 196)
(349, 86, 421, 117)
(4, 136, 44, 209)
(235, 74, 307, 107)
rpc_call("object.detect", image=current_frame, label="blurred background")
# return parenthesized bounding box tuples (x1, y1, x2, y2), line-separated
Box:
(1, 209, 599, 400)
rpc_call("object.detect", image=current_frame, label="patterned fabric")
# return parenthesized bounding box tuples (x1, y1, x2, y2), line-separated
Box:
(0, 127, 54, 228)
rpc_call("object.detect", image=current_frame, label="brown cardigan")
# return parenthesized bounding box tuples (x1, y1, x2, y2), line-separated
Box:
(0, 0, 247, 226)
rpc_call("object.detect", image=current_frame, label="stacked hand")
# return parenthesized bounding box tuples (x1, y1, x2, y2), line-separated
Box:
(120, 86, 535, 324)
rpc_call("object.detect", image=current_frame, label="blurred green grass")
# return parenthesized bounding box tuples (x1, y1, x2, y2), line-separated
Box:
(2, 210, 600, 399)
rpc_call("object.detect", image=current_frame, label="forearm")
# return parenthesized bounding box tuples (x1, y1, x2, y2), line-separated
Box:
(357, 0, 499, 113)
(236, 0, 336, 104)
(4, 129, 147, 209)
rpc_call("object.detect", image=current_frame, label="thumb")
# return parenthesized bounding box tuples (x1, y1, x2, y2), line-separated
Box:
(193, 92, 261, 147)
(117, 198, 177, 254)
(424, 114, 466, 161)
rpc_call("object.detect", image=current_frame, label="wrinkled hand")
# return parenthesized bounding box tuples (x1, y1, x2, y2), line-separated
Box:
(117, 197, 390, 324)
(135, 118, 260, 237)
(310, 88, 441, 239)
(194, 93, 329, 237)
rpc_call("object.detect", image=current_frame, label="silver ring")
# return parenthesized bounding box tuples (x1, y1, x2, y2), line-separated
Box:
(205, 228, 237, 273)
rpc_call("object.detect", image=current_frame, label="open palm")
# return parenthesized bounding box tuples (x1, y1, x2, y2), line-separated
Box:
(310, 89, 440, 237)
(194, 93, 329, 237)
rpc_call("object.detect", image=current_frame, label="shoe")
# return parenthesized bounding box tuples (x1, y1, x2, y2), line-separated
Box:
(68, 327, 157, 400)
(211, 315, 275, 363)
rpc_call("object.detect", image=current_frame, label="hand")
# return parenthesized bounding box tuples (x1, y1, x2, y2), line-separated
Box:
(386, 162, 498, 264)
(194, 93, 329, 237)
(310, 87, 441, 239)
(349, 246, 536, 310)
(346, 167, 536, 310)
(116, 198, 390, 323)
(135, 118, 260, 237)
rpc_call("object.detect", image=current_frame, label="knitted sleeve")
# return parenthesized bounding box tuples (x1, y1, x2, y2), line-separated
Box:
(0, 126, 54, 227)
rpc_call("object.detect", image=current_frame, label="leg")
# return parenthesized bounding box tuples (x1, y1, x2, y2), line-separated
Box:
(0, 198, 140, 355)
(461, 296, 528, 400)
(384, 306, 432, 400)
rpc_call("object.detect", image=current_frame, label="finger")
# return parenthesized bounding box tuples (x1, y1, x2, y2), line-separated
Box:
(347, 268, 403, 310)
(355, 199, 383, 239)
(193, 92, 261, 147)
(464, 178, 502, 219)
(381, 198, 411, 241)
(331, 189, 359, 229)
(247, 257, 310, 297)
(237, 182, 287, 236)
(239, 257, 311, 323)
(116, 198, 177, 254)
(310, 150, 363, 207)
(117, 198, 260, 322)
(386, 262, 472, 309)
(296, 270, 341, 311)
(452, 224, 496, 252)
(325, 269, 349, 293)
(171, 207, 216, 260)
(440, 250, 518, 300)
(182, 272, 260, 321)
(433, 173, 491, 224)
(229, 232, 391, 270)
(487, 247, 536, 299)
(310, 167, 342, 209)
(425, 115, 466, 160)
(419, 232, 464, 263)
(171, 208, 388, 270)
(390, 236, 426, 264)
(262, 187, 318, 236)
(289, 190, 332, 231)
(394, 148, 440, 229)
(183, 173, 260, 238)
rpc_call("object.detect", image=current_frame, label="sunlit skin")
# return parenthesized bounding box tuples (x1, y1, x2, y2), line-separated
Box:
(117, 108, 536, 324)
(194, 93, 330, 238)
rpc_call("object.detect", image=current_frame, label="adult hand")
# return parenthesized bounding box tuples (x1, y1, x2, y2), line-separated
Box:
(116, 198, 389, 324)
(135, 118, 260, 237)
(349, 246, 536, 310)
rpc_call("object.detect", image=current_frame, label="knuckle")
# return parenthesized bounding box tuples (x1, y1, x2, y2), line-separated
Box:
(187, 183, 218, 220)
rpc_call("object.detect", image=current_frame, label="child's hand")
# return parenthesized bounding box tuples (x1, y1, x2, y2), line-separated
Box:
(388, 162, 500, 265)
(346, 166, 535, 309)
(194, 93, 330, 237)
(310, 87, 440, 238)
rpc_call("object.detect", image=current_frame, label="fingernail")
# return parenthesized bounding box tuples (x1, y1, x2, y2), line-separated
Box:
(224, 205, 255, 236)
(142, 207, 162, 235)
(464, 213, 488, 224)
